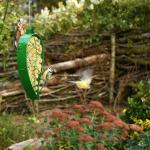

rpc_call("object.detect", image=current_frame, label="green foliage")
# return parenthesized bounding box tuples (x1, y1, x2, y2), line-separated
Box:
(0, 113, 34, 149)
(133, 118, 150, 131)
(121, 81, 150, 123)
(33, 0, 150, 39)
(124, 131, 150, 150)
(0, 1, 23, 70)
(34, 0, 85, 38)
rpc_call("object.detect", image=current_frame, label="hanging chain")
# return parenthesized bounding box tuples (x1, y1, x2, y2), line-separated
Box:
(28, 0, 31, 26)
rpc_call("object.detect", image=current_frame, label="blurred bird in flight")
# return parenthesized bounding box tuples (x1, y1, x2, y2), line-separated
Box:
(69, 68, 93, 89)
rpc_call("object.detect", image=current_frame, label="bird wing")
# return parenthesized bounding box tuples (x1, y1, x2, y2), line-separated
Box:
(77, 68, 93, 83)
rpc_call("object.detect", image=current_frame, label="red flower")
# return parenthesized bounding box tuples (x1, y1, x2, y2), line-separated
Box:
(79, 117, 92, 125)
(89, 101, 104, 111)
(58, 113, 69, 122)
(121, 130, 129, 138)
(97, 143, 106, 150)
(67, 120, 80, 128)
(79, 135, 94, 142)
(49, 109, 63, 118)
(63, 109, 75, 115)
(73, 104, 84, 110)
(49, 109, 69, 122)
(129, 124, 143, 132)
(73, 104, 88, 113)
(122, 122, 130, 130)
(103, 112, 117, 122)
(96, 122, 114, 130)
(113, 119, 125, 128)
(76, 126, 84, 132)
(111, 118, 129, 130)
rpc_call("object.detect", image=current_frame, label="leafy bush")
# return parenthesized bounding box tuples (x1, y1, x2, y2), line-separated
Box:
(0, 1, 23, 70)
(124, 131, 150, 150)
(133, 118, 150, 131)
(34, 0, 85, 38)
(35, 101, 143, 150)
(33, 0, 150, 39)
(121, 81, 150, 124)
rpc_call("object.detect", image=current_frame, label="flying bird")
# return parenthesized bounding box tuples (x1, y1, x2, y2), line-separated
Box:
(69, 68, 93, 89)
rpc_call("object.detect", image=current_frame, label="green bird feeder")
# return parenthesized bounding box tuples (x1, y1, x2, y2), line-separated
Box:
(17, 28, 44, 100)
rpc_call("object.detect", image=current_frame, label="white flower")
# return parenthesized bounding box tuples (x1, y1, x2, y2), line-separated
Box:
(49, 14, 57, 20)
(66, 0, 84, 12)
(89, 4, 94, 10)
(71, 14, 78, 24)
(58, 2, 66, 11)
(41, 7, 49, 19)
(90, 0, 104, 5)
(52, 7, 61, 13)
(66, 0, 78, 7)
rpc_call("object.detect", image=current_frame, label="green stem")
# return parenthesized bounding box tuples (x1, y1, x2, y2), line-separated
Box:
(0, 0, 9, 33)
(3, 0, 9, 22)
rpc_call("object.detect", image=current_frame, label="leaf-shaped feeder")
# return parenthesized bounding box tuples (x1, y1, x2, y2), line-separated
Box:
(17, 28, 44, 100)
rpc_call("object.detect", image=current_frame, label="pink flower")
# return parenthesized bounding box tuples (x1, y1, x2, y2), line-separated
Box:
(49, 109, 63, 118)
(79, 135, 94, 142)
(121, 130, 129, 138)
(79, 117, 92, 125)
(73, 104, 84, 110)
(89, 100, 104, 111)
(113, 119, 129, 130)
(58, 113, 69, 122)
(63, 109, 75, 115)
(129, 124, 143, 132)
(73, 104, 89, 113)
(76, 126, 84, 132)
(103, 112, 117, 122)
(96, 122, 114, 130)
(67, 120, 80, 128)
(49, 109, 69, 122)
(113, 119, 125, 128)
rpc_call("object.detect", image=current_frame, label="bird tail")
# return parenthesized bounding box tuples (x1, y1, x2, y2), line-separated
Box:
(68, 81, 76, 84)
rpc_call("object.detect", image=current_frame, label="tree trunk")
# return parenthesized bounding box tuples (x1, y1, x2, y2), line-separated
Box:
(109, 33, 116, 104)
(50, 53, 109, 72)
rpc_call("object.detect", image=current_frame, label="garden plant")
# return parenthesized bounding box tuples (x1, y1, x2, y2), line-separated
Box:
(35, 101, 143, 150)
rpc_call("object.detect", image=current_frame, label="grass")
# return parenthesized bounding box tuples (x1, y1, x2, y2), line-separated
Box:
(0, 113, 35, 150)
